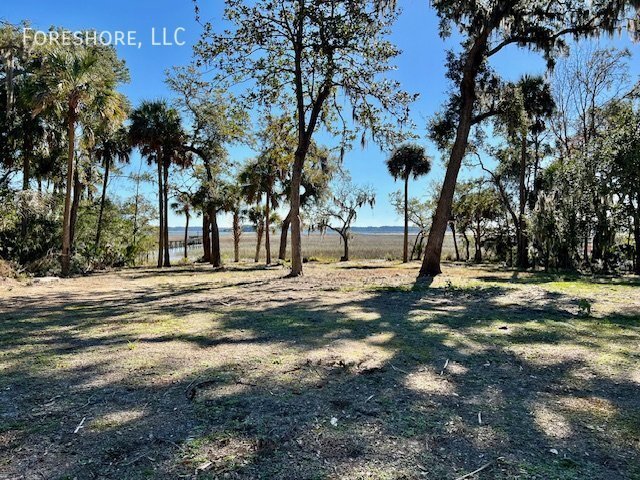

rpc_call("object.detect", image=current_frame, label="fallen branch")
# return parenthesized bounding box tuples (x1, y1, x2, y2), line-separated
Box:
(73, 417, 86, 434)
(440, 359, 449, 375)
(454, 460, 495, 480)
(390, 364, 409, 374)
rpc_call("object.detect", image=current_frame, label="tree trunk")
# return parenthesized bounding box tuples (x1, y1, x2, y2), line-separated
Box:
(183, 213, 189, 259)
(340, 233, 349, 262)
(20, 136, 32, 239)
(420, 57, 481, 277)
(265, 192, 271, 265)
(233, 210, 241, 263)
(403, 176, 409, 263)
(474, 233, 482, 263)
(634, 198, 640, 275)
(210, 208, 221, 267)
(157, 159, 164, 268)
(450, 221, 460, 261)
(61, 110, 76, 277)
(255, 221, 264, 263)
(289, 153, 304, 275)
(163, 160, 171, 267)
(95, 156, 110, 250)
(69, 165, 82, 250)
(516, 130, 529, 269)
(462, 230, 470, 261)
(202, 212, 211, 263)
(278, 211, 291, 261)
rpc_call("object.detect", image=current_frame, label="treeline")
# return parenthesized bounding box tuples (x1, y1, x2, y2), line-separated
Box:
(2, 0, 640, 278)
(420, 47, 639, 274)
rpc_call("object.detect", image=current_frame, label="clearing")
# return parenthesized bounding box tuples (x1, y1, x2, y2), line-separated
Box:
(1, 262, 639, 479)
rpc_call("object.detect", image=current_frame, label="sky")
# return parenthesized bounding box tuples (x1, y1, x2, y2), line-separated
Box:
(4, 0, 640, 228)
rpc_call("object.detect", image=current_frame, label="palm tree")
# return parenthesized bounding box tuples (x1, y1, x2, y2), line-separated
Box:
(171, 192, 195, 260)
(129, 100, 185, 268)
(239, 154, 285, 265)
(30, 45, 127, 276)
(386, 144, 432, 263)
(94, 126, 131, 250)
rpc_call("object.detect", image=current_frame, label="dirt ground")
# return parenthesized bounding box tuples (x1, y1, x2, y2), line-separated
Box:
(1, 261, 639, 479)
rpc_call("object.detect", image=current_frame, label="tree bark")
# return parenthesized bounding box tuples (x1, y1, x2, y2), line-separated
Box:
(255, 220, 264, 263)
(289, 153, 304, 275)
(419, 60, 480, 276)
(20, 135, 32, 239)
(202, 212, 211, 263)
(516, 130, 529, 268)
(278, 211, 291, 261)
(95, 156, 110, 250)
(69, 165, 82, 249)
(403, 176, 409, 263)
(265, 192, 272, 265)
(419, 20, 493, 277)
(61, 109, 76, 277)
(450, 221, 460, 261)
(162, 160, 171, 267)
(340, 233, 349, 262)
(183, 213, 189, 259)
(210, 208, 221, 268)
(634, 196, 640, 275)
(233, 210, 241, 262)
(157, 159, 164, 268)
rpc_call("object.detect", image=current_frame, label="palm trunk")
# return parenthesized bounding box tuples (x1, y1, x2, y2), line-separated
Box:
(163, 160, 171, 267)
(202, 212, 211, 263)
(278, 211, 291, 261)
(157, 159, 164, 268)
(265, 193, 271, 265)
(183, 213, 189, 259)
(233, 210, 241, 262)
(95, 156, 110, 250)
(61, 109, 76, 277)
(210, 208, 221, 267)
(255, 221, 264, 263)
(69, 165, 82, 249)
(403, 175, 409, 263)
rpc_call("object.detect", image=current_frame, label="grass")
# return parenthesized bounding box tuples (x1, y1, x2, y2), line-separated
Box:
(0, 261, 639, 479)
(165, 232, 460, 264)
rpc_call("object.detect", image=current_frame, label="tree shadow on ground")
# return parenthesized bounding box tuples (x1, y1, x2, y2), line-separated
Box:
(1, 268, 639, 479)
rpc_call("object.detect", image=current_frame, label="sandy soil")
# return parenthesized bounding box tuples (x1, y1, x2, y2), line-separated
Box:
(1, 261, 639, 479)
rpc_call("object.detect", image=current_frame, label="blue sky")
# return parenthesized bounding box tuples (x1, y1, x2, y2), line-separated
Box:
(5, 0, 640, 228)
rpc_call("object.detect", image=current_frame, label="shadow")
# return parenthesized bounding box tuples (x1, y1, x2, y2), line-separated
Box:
(1, 265, 639, 479)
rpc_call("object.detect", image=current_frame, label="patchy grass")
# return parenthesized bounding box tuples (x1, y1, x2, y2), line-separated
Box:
(0, 262, 639, 479)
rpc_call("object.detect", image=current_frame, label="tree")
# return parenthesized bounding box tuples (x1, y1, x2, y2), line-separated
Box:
(94, 125, 131, 250)
(171, 191, 197, 260)
(454, 180, 501, 263)
(196, 0, 413, 276)
(389, 190, 434, 261)
(167, 65, 248, 268)
(601, 100, 640, 274)
(278, 142, 335, 261)
(415, 0, 637, 277)
(239, 154, 285, 265)
(29, 38, 128, 276)
(386, 144, 432, 263)
(314, 177, 375, 262)
(129, 100, 185, 268)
